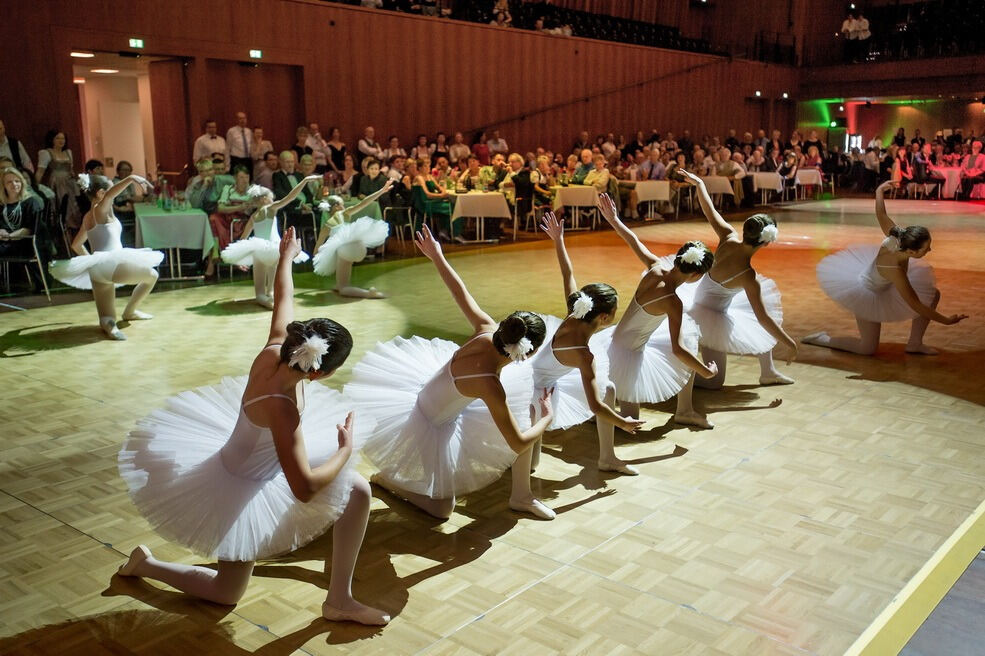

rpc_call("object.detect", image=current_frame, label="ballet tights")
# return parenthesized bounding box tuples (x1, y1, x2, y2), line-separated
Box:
(372, 474, 456, 519)
(335, 258, 384, 299)
(694, 347, 790, 389)
(92, 262, 159, 339)
(596, 382, 638, 474)
(252, 261, 275, 302)
(619, 375, 712, 429)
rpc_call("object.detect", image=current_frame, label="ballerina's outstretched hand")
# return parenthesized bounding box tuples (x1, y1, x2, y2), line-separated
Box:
(540, 210, 564, 241)
(414, 224, 443, 261)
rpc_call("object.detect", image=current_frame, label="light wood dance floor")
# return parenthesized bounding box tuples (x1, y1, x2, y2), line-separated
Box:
(1, 199, 983, 655)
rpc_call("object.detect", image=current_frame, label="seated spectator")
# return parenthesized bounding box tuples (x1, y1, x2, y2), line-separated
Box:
(640, 149, 666, 181)
(0, 166, 46, 288)
(479, 152, 508, 190)
(326, 127, 347, 175)
(339, 153, 359, 194)
(358, 126, 385, 161)
(930, 142, 946, 166)
(410, 157, 456, 240)
(192, 119, 226, 167)
(747, 148, 767, 172)
(409, 134, 430, 161)
(715, 149, 746, 205)
(387, 154, 407, 183)
(430, 132, 450, 163)
(913, 142, 945, 189)
(498, 153, 525, 196)
(0, 120, 34, 174)
(111, 160, 141, 243)
(561, 153, 579, 183)
(432, 155, 455, 188)
(457, 155, 483, 190)
(206, 165, 256, 277)
(803, 145, 823, 169)
(573, 130, 592, 155)
(448, 132, 470, 166)
(486, 130, 509, 156)
(186, 158, 233, 212)
(893, 146, 914, 187)
(601, 133, 617, 158)
(384, 135, 407, 162)
(272, 150, 305, 233)
(254, 151, 279, 190)
(290, 126, 314, 162)
(251, 127, 274, 179)
(582, 152, 610, 193)
(489, 11, 510, 27)
(531, 155, 554, 204)
(803, 130, 824, 156)
(305, 123, 329, 173)
(762, 147, 782, 172)
(777, 152, 799, 193)
(724, 129, 739, 152)
(571, 149, 594, 184)
(959, 140, 985, 197)
(471, 131, 490, 165)
(358, 158, 387, 199)
(298, 154, 321, 208)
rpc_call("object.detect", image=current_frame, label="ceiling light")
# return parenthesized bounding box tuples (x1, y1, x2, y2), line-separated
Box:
(91, 68, 119, 74)
(755, 90, 762, 97)
(73, 77, 86, 84)
(782, 92, 789, 99)
(71, 51, 95, 58)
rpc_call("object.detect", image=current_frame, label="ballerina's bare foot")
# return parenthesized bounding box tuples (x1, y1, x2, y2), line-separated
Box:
(905, 343, 939, 355)
(801, 331, 830, 347)
(509, 495, 556, 520)
(118, 545, 151, 577)
(322, 599, 390, 626)
(598, 458, 639, 476)
(122, 310, 153, 321)
(759, 371, 795, 385)
(100, 318, 126, 341)
(674, 411, 714, 429)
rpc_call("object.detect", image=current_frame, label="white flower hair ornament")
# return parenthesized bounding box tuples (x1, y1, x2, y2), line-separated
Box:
(503, 336, 534, 362)
(247, 184, 273, 199)
(885, 234, 901, 251)
(759, 224, 779, 244)
(77, 173, 91, 192)
(681, 245, 706, 266)
(288, 334, 330, 372)
(571, 292, 594, 319)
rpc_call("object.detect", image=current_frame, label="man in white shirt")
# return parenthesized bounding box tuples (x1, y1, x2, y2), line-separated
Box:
(225, 111, 253, 179)
(486, 130, 509, 156)
(0, 120, 34, 173)
(640, 149, 666, 180)
(193, 119, 227, 170)
(306, 122, 329, 173)
(357, 126, 384, 163)
(840, 12, 858, 62)
(867, 136, 883, 150)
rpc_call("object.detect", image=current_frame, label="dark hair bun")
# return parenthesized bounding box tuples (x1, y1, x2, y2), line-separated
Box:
(674, 241, 714, 274)
(280, 318, 353, 374)
(889, 225, 930, 251)
(742, 213, 776, 246)
(493, 311, 547, 358)
(567, 283, 618, 322)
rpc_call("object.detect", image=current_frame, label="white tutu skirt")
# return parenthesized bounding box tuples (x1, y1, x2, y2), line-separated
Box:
(535, 314, 612, 430)
(344, 336, 530, 499)
(600, 314, 700, 404)
(48, 248, 163, 290)
(312, 218, 389, 277)
(221, 238, 309, 268)
(118, 376, 365, 562)
(817, 246, 936, 323)
(678, 275, 783, 355)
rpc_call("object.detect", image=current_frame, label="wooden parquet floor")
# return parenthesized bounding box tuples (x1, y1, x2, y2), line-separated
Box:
(1, 200, 983, 655)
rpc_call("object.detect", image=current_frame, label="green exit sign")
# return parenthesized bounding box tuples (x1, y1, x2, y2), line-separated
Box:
(249, 49, 262, 59)
(128, 38, 144, 49)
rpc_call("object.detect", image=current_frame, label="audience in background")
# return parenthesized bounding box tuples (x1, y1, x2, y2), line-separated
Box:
(226, 112, 253, 177)
(306, 123, 329, 173)
(251, 127, 274, 178)
(0, 120, 34, 173)
(193, 119, 227, 168)
(254, 151, 279, 190)
(326, 127, 347, 174)
(358, 126, 384, 161)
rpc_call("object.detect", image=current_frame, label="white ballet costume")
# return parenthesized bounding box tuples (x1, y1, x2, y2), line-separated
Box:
(343, 333, 532, 499)
(221, 207, 310, 268)
(312, 214, 389, 278)
(677, 269, 783, 355)
(118, 376, 365, 562)
(600, 289, 700, 404)
(48, 220, 163, 290)
(816, 236, 936, 323)
(529, 314, 611, 430)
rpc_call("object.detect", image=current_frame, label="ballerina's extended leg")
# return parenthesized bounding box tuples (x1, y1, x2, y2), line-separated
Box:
(322, 476, 390, 625)
(335, 258, 386, 299)
(906, 288, 941, 354)
(674, 373, 713, 428)
(802, 316, 881, 355)
(597, 382, 639, 475)
(252, 262, 274, 309)
(118, 546, 254, 606)
(757, 350, 794, 385)
(510, 437, 555, 519)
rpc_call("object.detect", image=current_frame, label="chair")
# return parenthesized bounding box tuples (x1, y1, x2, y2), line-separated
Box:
(510, 169, 535, 241)
(0, 198, 52, 301)
(384, 205, 415, 245)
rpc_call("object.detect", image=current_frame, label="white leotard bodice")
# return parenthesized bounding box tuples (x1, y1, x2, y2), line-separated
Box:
(417, 333, 498, 426)
(87, 220, 123, 253)
(863, 236, 902, 292)
(530, 321, 588, 389)
(220, 380, 305, 481)
(692, 268, 750, 311)
(611, 288, 677, 351)
(251, 206, 279, 241)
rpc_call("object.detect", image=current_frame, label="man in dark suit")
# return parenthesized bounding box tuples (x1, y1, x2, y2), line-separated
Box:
(272, 150, 305, 239)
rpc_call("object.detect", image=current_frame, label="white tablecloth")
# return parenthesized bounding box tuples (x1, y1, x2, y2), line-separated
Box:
(135, 205, 214, 255)
(634, 180, 671, 202)
(935, 167, 962, 199)
(449, 191, 511, 220)
(699, 176, 734, 195)
(552, 185, 599, 211)
(751, 172, 783, 192)
(796, 169, 823, 186)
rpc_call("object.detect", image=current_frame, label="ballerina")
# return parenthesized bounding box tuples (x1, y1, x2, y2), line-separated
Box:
(343, 225, 555, 520)
(596, 193, 720, 428)
(48, 173, 162, 340)
(220, 174, 320, 309)
(117, 228, 389, 625)
(518, 211, 646, 505)
(311, 179, 394, 299)
(677, 170, 797, 389)
(804, 180, 967, 355)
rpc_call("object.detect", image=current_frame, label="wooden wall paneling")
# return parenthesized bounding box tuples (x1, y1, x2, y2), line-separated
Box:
(147, 60, 191, 174)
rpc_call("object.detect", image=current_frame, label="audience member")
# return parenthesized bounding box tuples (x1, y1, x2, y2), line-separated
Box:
(384, 135, 408, 161)
(326, 127, 347, 174)
(358, 158, 387, 198)
(306, 123, 329, 173)
(291, 126, 314, 162)
(225, 112, 253, 177)
(1, 167, 45, 288)
(36, 128, 81, 229)
(486, 130, 509, 156)
(448, 132, 470, 165)
(358, 126, 385, 161)
(960, 140, 985, 197)
(0, 120, 34, 173)
(251, 127, 273, 179)
(430, 132, 450, 163)
(254, 151, 279, 190)
(582, 152, 610, 192)
(471, 131, 491, 165)
(410, 134, 430, 161)
(193, 119, 227, 167)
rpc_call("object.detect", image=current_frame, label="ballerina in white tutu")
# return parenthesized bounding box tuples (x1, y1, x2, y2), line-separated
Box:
(220, 174, 320, 309)
(344, 224, 555, 520)
(804, 180, 967, 355)
(117, 228, 389, 625)
(48, 174, 161, 340)
(312, 179, 394, 299)
(677, 170, 797, 389)
(518, 211, 645, 504)
(595, 193, 720, 429)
